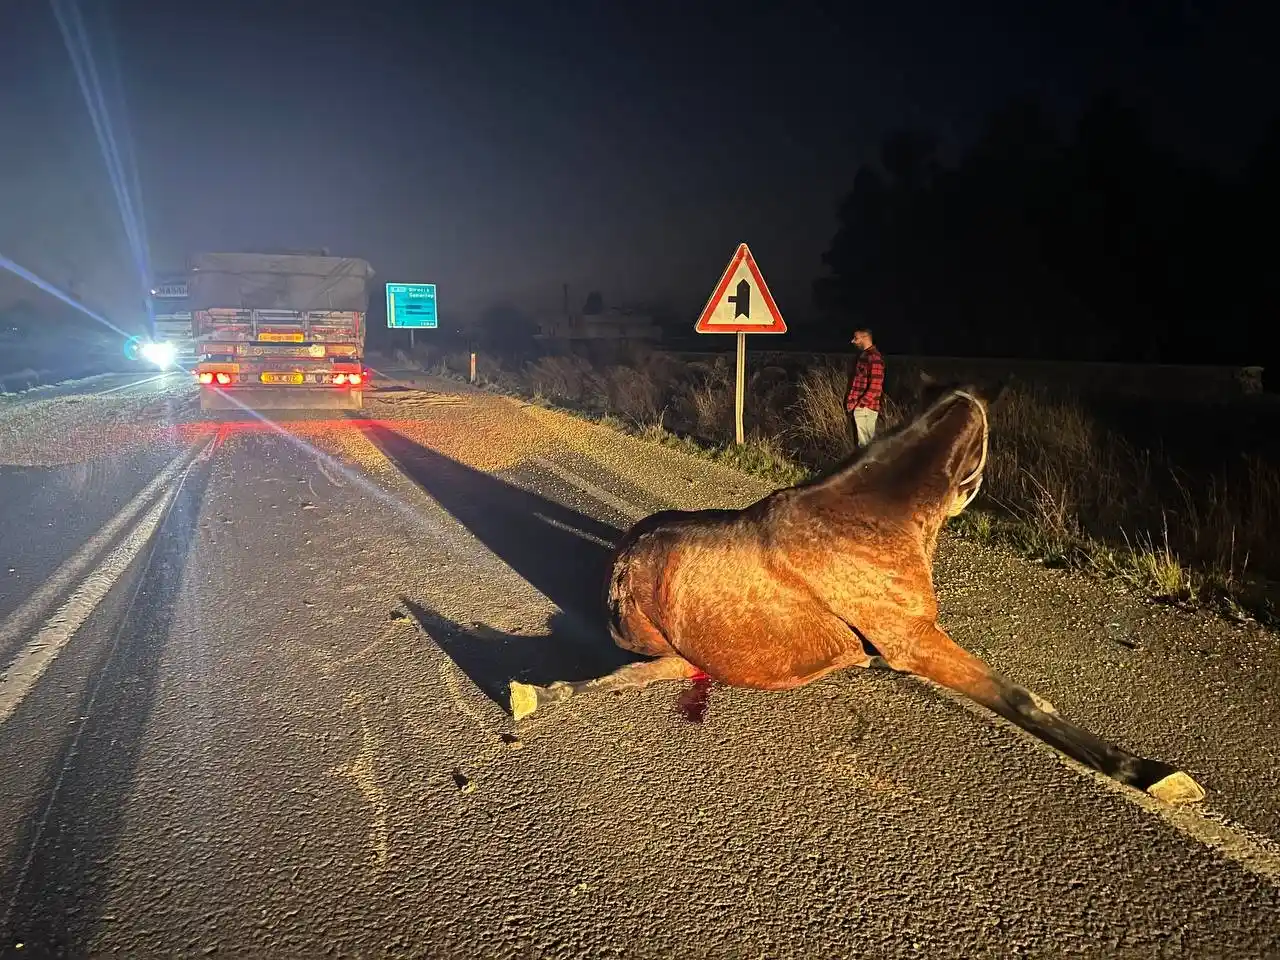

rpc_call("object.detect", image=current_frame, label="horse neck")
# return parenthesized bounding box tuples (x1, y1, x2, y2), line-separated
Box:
(823, 393, 986, 515)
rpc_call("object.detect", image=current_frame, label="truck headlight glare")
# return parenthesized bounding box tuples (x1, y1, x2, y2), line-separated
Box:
(140, 341, 177, 368)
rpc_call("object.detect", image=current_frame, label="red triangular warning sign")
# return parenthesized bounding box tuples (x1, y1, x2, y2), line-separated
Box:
(694, 243, 787, 334)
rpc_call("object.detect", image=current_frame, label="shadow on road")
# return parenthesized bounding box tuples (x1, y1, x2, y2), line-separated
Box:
(361, 423, 644, 708)
(401, 601, 640, 711)
(0, 450, 215, 959)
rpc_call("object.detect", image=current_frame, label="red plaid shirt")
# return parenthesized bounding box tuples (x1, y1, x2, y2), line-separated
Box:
(845, 347, 884, 412)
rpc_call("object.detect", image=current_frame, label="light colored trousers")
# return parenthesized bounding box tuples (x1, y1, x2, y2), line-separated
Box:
(849, 407, 878, 447)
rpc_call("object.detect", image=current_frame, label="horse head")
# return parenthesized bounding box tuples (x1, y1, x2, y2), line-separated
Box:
(822, 371, 1003, 523)
(912, 371, 1006, 517)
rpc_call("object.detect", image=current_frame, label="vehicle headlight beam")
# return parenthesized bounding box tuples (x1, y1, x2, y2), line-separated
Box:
(140, 340, 177, 368)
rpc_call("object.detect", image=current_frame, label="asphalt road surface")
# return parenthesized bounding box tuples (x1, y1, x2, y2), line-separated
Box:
(0, 371, 1278, 959)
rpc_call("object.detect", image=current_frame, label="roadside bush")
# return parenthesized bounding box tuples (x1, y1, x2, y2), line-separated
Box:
(526, 356, 598, 406)
(601, 365, 665, 426)
(486, 349, 1280, 618)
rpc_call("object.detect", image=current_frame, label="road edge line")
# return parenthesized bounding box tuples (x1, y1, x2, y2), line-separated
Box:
(912, 676, 1280, 886)
(530, 456, 649, 522)
(0, 434, 214, 725)
(0, 444, 200, 661)
(0, 486, 179, 727)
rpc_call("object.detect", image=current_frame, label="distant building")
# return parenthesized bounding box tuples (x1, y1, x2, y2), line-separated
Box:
(536, 285, 663, 344)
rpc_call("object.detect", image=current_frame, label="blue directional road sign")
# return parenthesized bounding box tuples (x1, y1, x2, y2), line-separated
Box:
(385, 283, 438, 329)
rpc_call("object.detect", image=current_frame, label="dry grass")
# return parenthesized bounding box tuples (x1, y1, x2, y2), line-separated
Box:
(979, 388, 1277, 583)
(413, 346, 1279, 624)
(391, 344, 506, 384)
(945, 385, 1279, 621)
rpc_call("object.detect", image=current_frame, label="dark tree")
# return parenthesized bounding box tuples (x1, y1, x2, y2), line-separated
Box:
(815, 95, 1273, 366)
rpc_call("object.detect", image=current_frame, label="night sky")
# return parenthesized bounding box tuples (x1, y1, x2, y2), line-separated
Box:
(2, 0, 1275, 328)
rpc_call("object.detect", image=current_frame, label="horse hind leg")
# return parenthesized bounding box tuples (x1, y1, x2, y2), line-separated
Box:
(509, 656, 703, 721)
(608, 592, 677, 659)
(880, 620, 1205, 805)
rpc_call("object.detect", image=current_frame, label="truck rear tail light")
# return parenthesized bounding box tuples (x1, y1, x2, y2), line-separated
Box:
(348, 372, 363, 386)
(333, 373, 348, 385)
(198, 372, 214, 384)
(215, 372, 232, 385)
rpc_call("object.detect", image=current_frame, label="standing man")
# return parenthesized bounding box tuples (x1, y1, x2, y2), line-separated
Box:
(844, 327, 884, 448)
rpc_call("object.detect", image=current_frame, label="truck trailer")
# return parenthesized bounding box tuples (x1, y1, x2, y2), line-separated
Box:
(189, 252, 374, 412)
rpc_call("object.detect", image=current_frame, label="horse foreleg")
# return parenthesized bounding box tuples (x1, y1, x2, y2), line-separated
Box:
(879, 619, 1205, 805)
(509, 656, 703, 721)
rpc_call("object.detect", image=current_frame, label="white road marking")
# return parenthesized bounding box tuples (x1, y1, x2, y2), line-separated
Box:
(374, 391, 465, 406)
(531, 456, 648, 522)
(92, 372, 176, 396)
(0, 435, 214, 725)
(0, 487, 178, 725)
(531, 511, 617, 549)
(910, 676, 1280, 885)
(535, 456, 1280, 888)
(1, 437, 211, 928)
(0, 446, 197, 658)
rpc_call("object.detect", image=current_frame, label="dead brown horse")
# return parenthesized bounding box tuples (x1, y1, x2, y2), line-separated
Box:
(509, 379, 1205, 806)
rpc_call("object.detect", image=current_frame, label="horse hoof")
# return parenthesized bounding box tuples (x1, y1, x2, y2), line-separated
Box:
(510, 681, 539, 721)
(1146, 770, 1206, 805)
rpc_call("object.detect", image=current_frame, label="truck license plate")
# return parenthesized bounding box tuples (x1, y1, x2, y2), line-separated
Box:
(258, 332, 304, 342)
(261, 372, 304, 384)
